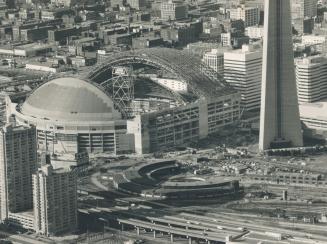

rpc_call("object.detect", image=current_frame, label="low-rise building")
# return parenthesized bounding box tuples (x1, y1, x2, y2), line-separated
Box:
(302, 34, 327, 52)
(202, 49, 224, 74)
(245, 26, 264, 39)
(161, 21, 202, 46)
(132, 36, 163, 49)
(48, 27, 81, 44)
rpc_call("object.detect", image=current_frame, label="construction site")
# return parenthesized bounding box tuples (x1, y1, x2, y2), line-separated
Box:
(73, 140, 327, 244)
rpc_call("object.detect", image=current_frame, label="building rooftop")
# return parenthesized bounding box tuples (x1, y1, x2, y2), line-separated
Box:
(21, 77, 122, 122)
(15, 43, 54, 50)
(300, 100, 327, 121)
(296, 55, 327, 66)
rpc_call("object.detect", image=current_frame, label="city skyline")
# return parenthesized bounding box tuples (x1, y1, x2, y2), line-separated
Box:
(0, 0, 326, 243)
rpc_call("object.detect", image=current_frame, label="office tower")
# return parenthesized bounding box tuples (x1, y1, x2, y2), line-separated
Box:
(229, 5, 260, 27)
(259, 0, 303, 150)
(202, 49, 224, 74)
(224, 44, 262, 111)
(161, 0, 188, 21)
(296, 56, 327, 104)
(291, 0, 317, 19)
(33, 164, 77, 236)
(0, 124, 37, 220)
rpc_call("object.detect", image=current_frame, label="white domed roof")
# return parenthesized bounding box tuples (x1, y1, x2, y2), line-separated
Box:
(21, 77, 121, 122)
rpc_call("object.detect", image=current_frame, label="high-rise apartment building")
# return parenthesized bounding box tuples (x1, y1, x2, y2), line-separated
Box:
(33, 164, 77, 236)
(259, 0, 303, 150)
(202, 49, 224, 74)
(0, 93, 10, 125)
(292, 0, 318, 19)
(161, 0, 188, 21)
(224, 44, 262, 111)
(296, 56, 327, 103)
(0, 124, 37, 220)
(229, 5, 260, 27)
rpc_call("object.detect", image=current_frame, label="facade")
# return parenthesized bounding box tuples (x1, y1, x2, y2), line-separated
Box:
(127, 0, 146, 9)
(221, 33, 231, 47)
(245, 26, 264, 39)
(48, 27, 81, 44)
(110, 33, 134, 46)
(296, 56, 327, 103)
(152, 78, 188, 93)
(0, 93, 9, 124)
(0, 43, 54, 57)
(0, 124, 37, 220)
(33, 165, 77, 236)
(299, 101, 327, 139)
(161, 21, 202, 46)
(132, 36, 164, 49)
(202, 49, 224, 74)
(186, 42, 222, 57)
(293, 17, 314, 34)
(8, 211, 34, 230)
(10, 76, 240, 155)
(51, 0, 77, 7)
(12, 19, 63, 41)
(247, 172, 325, 186)
(292, 0, 317, 19)
(203, 22, 222, 38)
(302, 34, 327, 45)
(128, 94, 240, 154)
(229, 5, 259, 27)
(161, 0, 188, 21)
(20, 26, 54, 42)
(12, 78, 134, 155)
(259, 0, 303, 150)
(224, 44, 262, 111)
(302, 34, 327, 52)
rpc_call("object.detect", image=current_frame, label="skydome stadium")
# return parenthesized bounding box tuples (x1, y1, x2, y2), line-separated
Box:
(11, 48, 240, 155)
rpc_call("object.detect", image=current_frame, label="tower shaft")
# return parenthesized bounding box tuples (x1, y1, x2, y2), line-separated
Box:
(259, 0, 303, 150)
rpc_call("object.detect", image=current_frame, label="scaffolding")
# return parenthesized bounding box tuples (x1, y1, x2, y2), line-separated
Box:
(87, 48, 235, 101)
(101, 66, 134, 118)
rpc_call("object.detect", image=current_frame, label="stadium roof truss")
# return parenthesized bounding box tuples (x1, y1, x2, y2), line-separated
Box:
(87, 48, 234, 103)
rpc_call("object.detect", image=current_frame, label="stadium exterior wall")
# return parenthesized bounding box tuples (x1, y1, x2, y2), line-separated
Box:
(11, 104, 134, 154)
(8, 89, 240, 155)
(127, 93, 241, 154)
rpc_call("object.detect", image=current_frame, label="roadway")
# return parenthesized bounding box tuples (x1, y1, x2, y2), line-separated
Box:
(0, 230, 54, 244)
